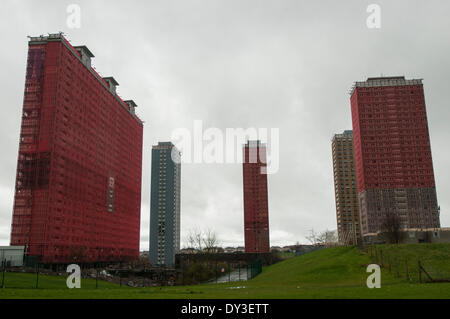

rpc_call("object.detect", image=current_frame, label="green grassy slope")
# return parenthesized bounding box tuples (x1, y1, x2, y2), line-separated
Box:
(0, 245, 449, 299)
(370, 243, 450, 281)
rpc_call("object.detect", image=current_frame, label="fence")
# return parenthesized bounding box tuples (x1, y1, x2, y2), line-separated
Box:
(0, 258, 266, 289)
(177, 259, 264, 285)
(247, 259, 263, 279)
(213, 259, 262, 284)
(0, 261, 127, 289)
(366, 245, 450, 283)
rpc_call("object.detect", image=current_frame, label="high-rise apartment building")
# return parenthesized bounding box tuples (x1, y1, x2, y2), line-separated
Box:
(243, 140, 270, 253)
(350, 76, 440, 241)
(149, 142, 181, 266)
(10, 34, 143, 263)
(332, 130, 360, 245)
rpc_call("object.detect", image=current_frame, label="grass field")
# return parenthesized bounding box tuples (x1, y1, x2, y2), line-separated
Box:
(371, 243, 450, 281)
(0, 244, 449, 299)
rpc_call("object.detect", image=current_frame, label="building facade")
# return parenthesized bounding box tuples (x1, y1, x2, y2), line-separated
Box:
(332, 130, 361, 245)
(350, 76, 440, 241)
(149, 142, 181, 266)
(10, 34, 143, 263)
(243, 140, 270, 253)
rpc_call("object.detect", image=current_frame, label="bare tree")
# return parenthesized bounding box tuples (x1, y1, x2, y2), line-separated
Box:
(318, 229, 338, 245)
(305, 229, 319, 245)
(381, 213, 403, 244)
(185, 228, 221, 253)
(202, 229, 220, 253)
(186, 228, 204, 251)
(305, 229, 338, 246)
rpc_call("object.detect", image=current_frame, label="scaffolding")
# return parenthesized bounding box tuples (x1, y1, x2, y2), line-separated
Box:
(10, 35, 143, 264)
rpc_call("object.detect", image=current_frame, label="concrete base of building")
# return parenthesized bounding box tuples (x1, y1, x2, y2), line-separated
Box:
(362, 227, 450, 244)
(359, 187, 440, 235)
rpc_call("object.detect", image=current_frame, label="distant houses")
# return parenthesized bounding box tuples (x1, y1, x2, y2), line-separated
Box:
(177, 245, 317, 254)
(179, 246, 246, 254)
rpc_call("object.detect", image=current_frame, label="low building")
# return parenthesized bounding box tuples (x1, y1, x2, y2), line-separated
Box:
(235, 246, 245, 253)
(179, 248, 198, 254)
(0, 246, 25, 267)
(203, 247, 224, 253)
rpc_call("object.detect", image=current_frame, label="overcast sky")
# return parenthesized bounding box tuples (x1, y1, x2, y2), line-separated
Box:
(0, 0, 449, 250)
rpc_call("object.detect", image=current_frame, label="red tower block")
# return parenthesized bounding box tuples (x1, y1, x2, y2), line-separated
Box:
(10, 34, 143, 264)
(243, 141, 270, 253)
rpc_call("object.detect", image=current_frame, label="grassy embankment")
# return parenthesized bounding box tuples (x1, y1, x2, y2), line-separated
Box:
(0, 244, 449, 298)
